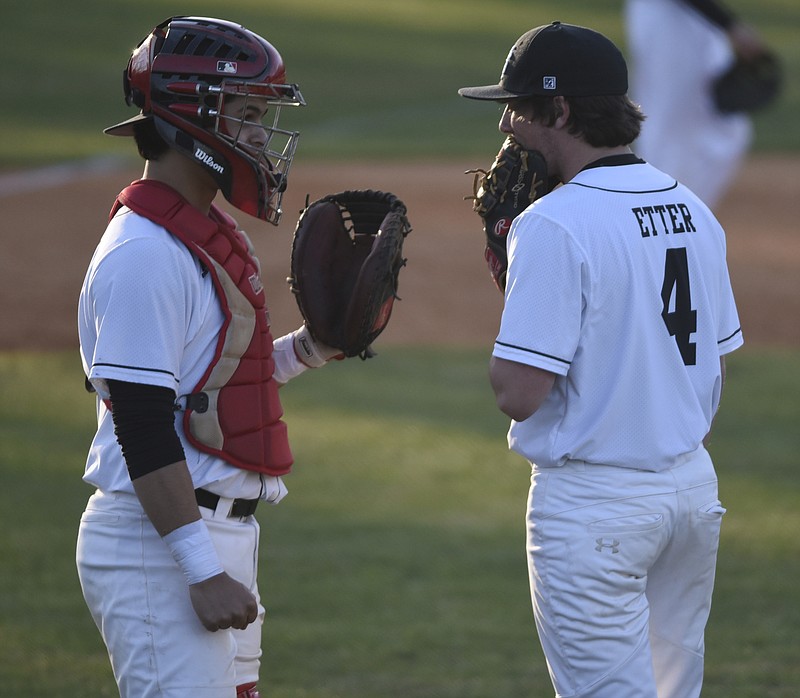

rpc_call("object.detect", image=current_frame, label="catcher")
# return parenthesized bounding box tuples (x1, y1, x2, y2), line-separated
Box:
(76, 15, 410, 698)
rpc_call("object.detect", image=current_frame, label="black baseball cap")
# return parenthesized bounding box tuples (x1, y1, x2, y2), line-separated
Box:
(459, 21, 628, 101)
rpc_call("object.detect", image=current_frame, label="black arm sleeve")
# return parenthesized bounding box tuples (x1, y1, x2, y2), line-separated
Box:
(679, 0, 737, 29)
(107, 379, 186, 480)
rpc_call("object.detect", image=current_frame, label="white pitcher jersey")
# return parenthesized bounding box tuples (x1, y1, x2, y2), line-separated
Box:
(493, 161, 743, 471)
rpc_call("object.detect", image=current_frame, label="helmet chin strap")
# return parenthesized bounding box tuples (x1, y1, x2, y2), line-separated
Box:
(150, 99, 296, 224)
(155, 120, 232, 183)
(152, 116, 272, 220)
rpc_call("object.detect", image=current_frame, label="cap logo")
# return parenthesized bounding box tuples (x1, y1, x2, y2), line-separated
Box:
(543, 76, 556, 90)
(217, 60, 238, 74)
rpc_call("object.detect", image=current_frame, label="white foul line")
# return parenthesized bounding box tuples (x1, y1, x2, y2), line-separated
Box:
(0, 156, 127, 197)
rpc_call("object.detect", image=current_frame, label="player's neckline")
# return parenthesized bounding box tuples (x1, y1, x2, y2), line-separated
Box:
(581, 154, 645, 171)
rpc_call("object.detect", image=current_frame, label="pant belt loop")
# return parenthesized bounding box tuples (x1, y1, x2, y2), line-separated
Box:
(213, 496, 236, 521)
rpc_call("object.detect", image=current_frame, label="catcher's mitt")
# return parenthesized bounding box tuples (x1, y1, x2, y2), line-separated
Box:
(288, 190, 411, 359)
(712, 51, 782, 114)
(466, 137, 555, 291)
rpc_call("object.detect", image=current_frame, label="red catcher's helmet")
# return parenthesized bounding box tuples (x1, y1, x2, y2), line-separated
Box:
(105, 16, 306, 225)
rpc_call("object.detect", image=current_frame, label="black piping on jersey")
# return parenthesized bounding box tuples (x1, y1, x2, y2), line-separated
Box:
(494, 340, 571, 367)
(91, 362, 178, 382)
(569, 154, 679, 195)
(718, 327, 743, 345)
(568, 180, 679, 195)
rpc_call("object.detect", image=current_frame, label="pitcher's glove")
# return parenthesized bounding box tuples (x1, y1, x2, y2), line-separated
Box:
(712, 51, 782, 114)
(288, 190, 411, 359)
(466, 136, 555, 291)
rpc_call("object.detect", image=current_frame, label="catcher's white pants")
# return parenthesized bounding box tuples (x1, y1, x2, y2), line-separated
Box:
(76, 490, 264, 698)
(526, 447, 724, 698)
(625, 0, 751, 209)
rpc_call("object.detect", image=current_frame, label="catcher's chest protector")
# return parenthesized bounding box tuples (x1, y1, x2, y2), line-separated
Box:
(115, 180, 292, 475)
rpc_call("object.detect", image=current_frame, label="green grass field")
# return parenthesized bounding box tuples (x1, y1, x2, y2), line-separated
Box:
(0, 0, 798, 165)
(2, 0, 799, 695)
(0, 348, 798, 696)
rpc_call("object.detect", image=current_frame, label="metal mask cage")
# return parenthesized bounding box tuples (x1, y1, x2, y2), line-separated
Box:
(161, 79, 305, 223)
(212, 82, 304, 223)
(213, 82, 304, 179)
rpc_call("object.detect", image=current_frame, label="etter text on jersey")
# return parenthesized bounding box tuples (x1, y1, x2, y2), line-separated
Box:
(631, 203, 697, 238)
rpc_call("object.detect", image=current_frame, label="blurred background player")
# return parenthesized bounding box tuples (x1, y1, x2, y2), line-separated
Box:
(76, 16, 342, 698)
(625, 0, 771, 209)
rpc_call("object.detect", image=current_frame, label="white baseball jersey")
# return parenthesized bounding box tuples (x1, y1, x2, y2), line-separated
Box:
(78, 206, 286, 502)
(493, 160, 743, 471)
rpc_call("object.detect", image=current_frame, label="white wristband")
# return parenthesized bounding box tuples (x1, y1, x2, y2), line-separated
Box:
(271, 331, 310, 384)
(272, 326, 344, 383)
(291, 325, 343, 368)
(163, 519, 224, 585)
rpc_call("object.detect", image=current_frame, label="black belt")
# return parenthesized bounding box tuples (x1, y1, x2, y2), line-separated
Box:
(195, 488, 259, 518)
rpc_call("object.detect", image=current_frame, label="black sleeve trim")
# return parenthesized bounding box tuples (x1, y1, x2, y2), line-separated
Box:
(93, 362, 178, 382)
(494, 341, 571, 367)
(107, 380, 186, 480)
(718, 327, 742, 344)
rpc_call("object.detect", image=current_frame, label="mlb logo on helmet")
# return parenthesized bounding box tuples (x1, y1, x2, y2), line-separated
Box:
(543, 76, 556, 90)
(217, 61, 238, 74)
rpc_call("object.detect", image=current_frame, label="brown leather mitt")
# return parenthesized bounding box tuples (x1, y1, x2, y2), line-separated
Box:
(288, 190, 411, 358)
(466, 136, 556, 292)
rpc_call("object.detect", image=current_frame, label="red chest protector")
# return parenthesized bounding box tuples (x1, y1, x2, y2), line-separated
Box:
(113, 179, 293, 476)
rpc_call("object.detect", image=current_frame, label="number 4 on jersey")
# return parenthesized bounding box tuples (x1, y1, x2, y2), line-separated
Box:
(661, 247, 697, 366)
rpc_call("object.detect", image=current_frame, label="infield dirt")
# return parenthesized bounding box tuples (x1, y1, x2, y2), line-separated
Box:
(2, 155, 798, 351)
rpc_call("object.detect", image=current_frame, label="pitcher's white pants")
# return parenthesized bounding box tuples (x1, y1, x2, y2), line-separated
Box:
(526, 447, 725, 697)
(76, 490, 264, 697)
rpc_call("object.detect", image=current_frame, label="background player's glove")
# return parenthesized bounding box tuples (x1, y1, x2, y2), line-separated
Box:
(288, 190, 411, 359)
(712, 51, 783, 114)
(466, 136, 556, 292)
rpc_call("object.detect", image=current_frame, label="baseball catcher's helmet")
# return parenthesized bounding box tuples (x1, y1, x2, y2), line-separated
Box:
(106, 16, 306, 224)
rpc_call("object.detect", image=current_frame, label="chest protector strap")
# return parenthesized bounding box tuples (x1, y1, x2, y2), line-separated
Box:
(114, 180, 292, 476)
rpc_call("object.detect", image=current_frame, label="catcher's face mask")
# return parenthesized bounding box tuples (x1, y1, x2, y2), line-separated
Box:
(105, 15, 306, 225)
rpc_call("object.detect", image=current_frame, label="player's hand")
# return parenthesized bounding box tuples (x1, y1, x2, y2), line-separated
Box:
(188, 571, 259, 632)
